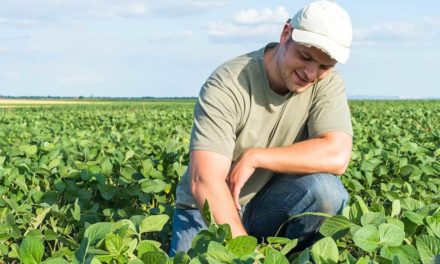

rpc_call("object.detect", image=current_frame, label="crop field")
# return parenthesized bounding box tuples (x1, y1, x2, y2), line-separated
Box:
(0, 100, 439, 264)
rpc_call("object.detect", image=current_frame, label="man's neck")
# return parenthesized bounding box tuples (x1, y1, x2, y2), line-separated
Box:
(263, 44, 289, 95)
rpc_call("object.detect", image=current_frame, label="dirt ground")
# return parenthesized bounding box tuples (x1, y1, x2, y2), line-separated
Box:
(0, 99, 107, 108)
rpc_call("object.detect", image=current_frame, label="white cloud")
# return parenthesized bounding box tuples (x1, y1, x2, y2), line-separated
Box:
(129, 2, 148, 15)
(0, 0, 232, 25)
(422, 16, 440, 27)
(207, 22, 279, 38)
(234, 6, 289, 25)
(355, 22, 421, 42)
(151, 0, 230, 16)
(354, 16, 440, 46)
(206, 6, 288, 42)
(87, 1, 150, 19)
(177, 0, 229, 8)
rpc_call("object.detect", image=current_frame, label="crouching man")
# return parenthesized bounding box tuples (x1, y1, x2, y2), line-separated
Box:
(170, 0, 353, 255)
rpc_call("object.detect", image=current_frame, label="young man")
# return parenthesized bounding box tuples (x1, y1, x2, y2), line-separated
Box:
(170, 0, 353, 255)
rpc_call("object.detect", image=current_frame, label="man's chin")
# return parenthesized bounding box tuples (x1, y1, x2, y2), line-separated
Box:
(292, 84, 312, 94)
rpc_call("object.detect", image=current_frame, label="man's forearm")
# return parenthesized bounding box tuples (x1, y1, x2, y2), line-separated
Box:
(192, 180, 247, 237)
(243, 132, 352, 175)
(190, 150, 247, 237)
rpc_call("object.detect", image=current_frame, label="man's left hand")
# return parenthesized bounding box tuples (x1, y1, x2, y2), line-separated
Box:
(227, 149, 258, 211)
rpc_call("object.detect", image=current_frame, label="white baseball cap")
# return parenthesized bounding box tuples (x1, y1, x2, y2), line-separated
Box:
(290, 0, 352, 63)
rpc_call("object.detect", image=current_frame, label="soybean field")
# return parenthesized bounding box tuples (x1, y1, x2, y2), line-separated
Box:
(0, 100, 439, 264)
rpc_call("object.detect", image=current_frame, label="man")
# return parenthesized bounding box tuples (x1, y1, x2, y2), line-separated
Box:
(170, 0, 353, 255)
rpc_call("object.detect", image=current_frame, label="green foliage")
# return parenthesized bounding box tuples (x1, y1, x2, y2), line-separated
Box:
(1, 100, 440, 263)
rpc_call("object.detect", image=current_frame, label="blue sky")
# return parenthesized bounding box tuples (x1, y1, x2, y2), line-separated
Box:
(1, 0, 439, 98)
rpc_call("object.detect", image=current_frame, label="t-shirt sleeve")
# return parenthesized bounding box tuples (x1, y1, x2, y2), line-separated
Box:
(307, 71, 353, 138)
(189, 72, 240, 160)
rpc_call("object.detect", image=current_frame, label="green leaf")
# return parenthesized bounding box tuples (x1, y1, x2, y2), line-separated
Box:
(48, 157, 61, 170)
(391, 199, 401, 217)
(379, 223, 405, 247)
(264, 248, 289, 264)
(97, 184, 118, 200)
(355, 256, 372, 264)
(311, 237, 338, 264)
(30, 207, 52, 229)
(416, 235, 440, 264)
(20, 145, 38, 156)
(401, 198, 424, 211)
(172, 251, 190, 264)
(73, 238, 89, 264)
(295, 248, 311, 264)
(101, 158, 113, 176)
(84, 222, 113, 245)
(281, 239, 298, 255)
(352, 225, 380, 252)
(105, 234, 126, 256)
(360, 158, 380, 172)
(141, 251, 169, 264)
(15, 174, 29, 192)
(140, 214, 169, 234)
(202, 199, 216, 226)
(320, 215, 353, 238)
(191, 230, 216, 255)
(19, 237, 44, 264)
(361, 212, 386, 227)
(404, 211, 424, 225)
(141, 179, 166, 193)
(386, 217, 405, 230)
(205, 241, 235, 263)
(124, 150, 135, 162)
(425, 212, 440, 238)
(41, 258, 70, 264)
(137, 241, 160, 259)
(380, 245, 420, 264)
(400, 165, 415, 177)
(71, 199, 81, 221)
(349, 196, 369, 225)
(267, 237, 292, 245)
(355, 196, 369, 213)
(121, 166, 136, 180)
(226, 235, 257, 257)
(392, 255, 401, 264)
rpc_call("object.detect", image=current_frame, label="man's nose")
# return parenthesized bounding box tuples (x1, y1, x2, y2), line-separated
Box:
(304, 61, 319, 81)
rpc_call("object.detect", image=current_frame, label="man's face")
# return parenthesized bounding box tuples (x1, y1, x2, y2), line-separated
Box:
(275, 27, 337, 94)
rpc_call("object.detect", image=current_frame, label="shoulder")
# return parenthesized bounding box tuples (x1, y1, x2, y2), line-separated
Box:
(318, 69, 344, 87)
(312, 69, 345, 97)
(208, 47, 265, 85)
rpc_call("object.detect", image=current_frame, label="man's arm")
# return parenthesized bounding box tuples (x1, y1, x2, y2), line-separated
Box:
(190, 150, 248, 237)
(228, 131, 352, 209)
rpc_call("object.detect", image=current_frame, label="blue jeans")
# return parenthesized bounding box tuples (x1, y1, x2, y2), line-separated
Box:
(169, 173, 348, 256)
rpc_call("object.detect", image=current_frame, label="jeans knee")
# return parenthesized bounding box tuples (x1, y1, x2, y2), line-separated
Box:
(304, 173, 348, 215)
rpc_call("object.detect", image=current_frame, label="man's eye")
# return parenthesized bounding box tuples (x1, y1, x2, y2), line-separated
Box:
(301, 53, 311, 60)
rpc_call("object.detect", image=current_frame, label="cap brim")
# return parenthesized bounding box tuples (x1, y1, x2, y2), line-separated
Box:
(292, 29, 350, 64)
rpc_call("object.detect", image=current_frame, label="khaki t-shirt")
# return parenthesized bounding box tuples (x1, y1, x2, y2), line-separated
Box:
(175, 43, 352, 208)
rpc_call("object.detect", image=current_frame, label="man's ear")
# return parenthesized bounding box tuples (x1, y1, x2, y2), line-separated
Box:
(280, 23, 292, 44)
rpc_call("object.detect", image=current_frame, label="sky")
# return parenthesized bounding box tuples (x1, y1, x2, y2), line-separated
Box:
(1, 0, 440, 98)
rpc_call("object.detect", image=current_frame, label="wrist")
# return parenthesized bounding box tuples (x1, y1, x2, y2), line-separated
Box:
(243, 148, 263, 169)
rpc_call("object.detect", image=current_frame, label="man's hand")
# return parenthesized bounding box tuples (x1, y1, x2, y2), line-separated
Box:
(227, 149, 258, 211)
